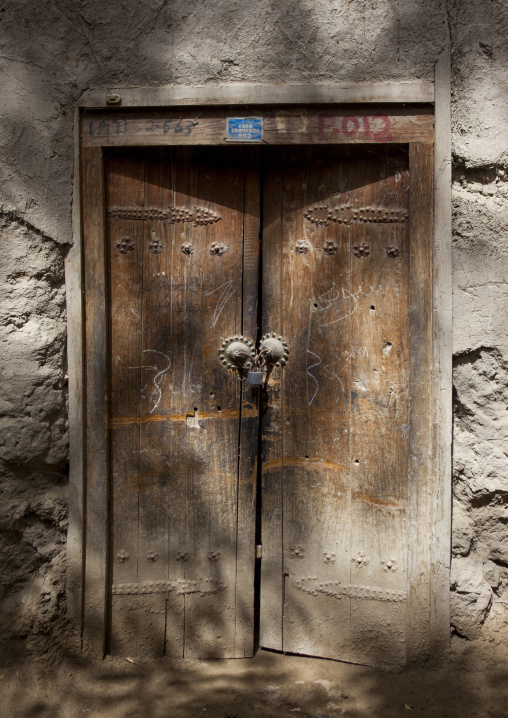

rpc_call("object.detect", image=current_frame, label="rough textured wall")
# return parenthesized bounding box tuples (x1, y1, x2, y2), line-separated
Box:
(0, 215, 68, 662)
(0, 0, 506, 661)
(450, 0, 508, 641)
(0, 0, 445, 244)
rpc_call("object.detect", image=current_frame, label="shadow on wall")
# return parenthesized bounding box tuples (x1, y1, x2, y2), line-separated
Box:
(0, 214, 69, 667)
(0, 0, 449, 243)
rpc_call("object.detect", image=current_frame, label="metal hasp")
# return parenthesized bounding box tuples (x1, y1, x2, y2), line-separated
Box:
(258, 333, 289, 369)
(219, 335, 255, 370)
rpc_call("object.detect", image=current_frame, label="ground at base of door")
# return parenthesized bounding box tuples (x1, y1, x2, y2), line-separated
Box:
(1, 636, 508, 718)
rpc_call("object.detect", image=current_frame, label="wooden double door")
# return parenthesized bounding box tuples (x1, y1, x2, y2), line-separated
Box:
(104, 143, 419, 668)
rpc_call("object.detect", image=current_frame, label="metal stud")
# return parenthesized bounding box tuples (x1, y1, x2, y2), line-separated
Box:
(114, 236, 134, 254)
(148, 231, 164, 254)
(258, 333, 289, 369)
(209, 242, 229, 256)
(323, 240, 338, 256)
(353, 243, 370, 258)
(219, 335, 255, 370)
(295, 239, 312, 254)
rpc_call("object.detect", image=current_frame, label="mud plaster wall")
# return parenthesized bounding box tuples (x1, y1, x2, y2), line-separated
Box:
(0, 0, 507, 662)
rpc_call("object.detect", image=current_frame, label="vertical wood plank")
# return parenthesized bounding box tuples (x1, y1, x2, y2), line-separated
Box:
(67, 108, 84, 637)
(260, 148, 284, 650)
(105, 151, 145, 655)
(136, 150, 174, 656)
(260, 145, 421, 668)
(235, 148, 261, 657)
(407, 143, 434, 662)
(176, 148, 248, 658)
(348, 147, 410, 669)
(82, 146, 108, 655)
(432, 51, 452, 656)
(279, 147, 352, 659)
(164, 148, 190, 657)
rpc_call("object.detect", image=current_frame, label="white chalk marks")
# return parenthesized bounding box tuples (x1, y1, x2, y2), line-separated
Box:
(306, 350, 322, 405)
(130, 349, 171, 413)
(205, 279, 235, 328)
(314, 281, 382, 327)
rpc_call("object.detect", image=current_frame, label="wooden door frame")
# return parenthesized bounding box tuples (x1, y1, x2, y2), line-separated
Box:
(67, 74, 452, 661)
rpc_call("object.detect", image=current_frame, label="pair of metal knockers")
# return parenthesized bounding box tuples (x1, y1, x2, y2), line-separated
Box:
(219, 333, 289, 386)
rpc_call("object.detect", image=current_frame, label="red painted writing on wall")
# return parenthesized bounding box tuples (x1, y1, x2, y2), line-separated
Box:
(317, 115, 393, 142)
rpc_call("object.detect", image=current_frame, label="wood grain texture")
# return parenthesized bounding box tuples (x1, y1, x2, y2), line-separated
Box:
(105, 151, 145, 656)
(66, 107, 85, 636)
(235, 148, 261, 657)
(81, 133, 437, 665)
(103, 148, 257, 658)
(280, 147, 352, 660)
(78, 82, 434, 108)
(82, 146, 108, 655)
(407, 143, 434, 662)
(432, 51, 452, 656)
(81, 106, 433, 148)
(261, 146, 414, 668)
(260, 148, 284, 650)
(348, 148, 410, 669)
(180, 147, 244, 659)
(136, 151, 174, 656)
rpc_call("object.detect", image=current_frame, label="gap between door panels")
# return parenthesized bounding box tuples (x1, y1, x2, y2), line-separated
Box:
(252, 147, 268, 651)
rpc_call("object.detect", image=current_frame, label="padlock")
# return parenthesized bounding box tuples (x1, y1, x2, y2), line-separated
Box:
(247, 370, 264, 386)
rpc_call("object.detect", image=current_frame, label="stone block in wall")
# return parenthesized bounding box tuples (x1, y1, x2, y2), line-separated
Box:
(452, 182, 508, 355)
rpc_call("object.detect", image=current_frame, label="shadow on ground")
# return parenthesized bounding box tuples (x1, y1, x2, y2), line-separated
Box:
(1, 627, 508, 718)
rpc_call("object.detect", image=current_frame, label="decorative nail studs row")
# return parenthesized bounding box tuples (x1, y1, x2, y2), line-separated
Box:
(295, 239, 400, 258)
(303, 204, 408, 227)
(116, 235, 399, 259)
(116, 550, 222, 563)
(114, 235, 229, 257)
(118, 546, 398, 572)
(295, 239, 338, 255)
(106, 205, 221, 226)
(289, 547, 398, 572)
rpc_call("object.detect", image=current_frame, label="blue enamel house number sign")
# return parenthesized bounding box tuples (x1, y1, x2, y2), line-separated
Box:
(226, 117, 264, 142)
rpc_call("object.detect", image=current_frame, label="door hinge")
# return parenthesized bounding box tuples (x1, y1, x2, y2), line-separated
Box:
(256, 544, 262, 559)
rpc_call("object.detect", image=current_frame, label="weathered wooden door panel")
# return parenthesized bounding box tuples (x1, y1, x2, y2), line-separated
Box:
(106, 147, 259, 658)
(260, 146, 411, 669)
(101, 142, 429, 667)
